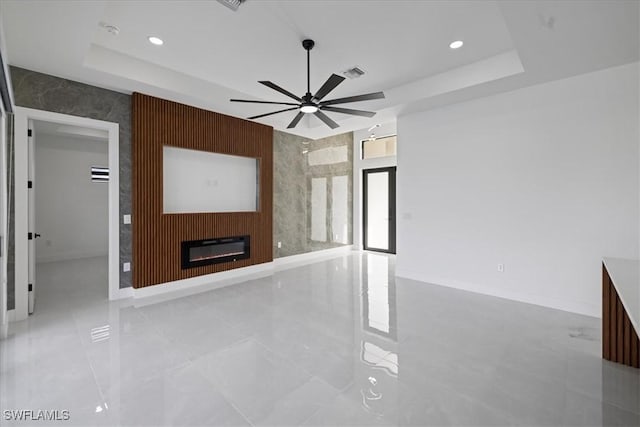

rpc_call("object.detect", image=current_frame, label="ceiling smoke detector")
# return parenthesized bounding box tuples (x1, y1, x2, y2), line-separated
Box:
(217, 0, 246, 12)
(99, 21, 120, 36)
(343, 66, 365, 79)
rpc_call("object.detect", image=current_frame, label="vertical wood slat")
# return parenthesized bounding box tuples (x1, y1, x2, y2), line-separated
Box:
(616, 299, 624, 363)
(132, 93, 273, 288)
(610, 275, 617, 361)
(602, 263, 640, 368)
(602, 264, 610, 360)
(624, 315, 631, 365)
(632, 326, 640, 368)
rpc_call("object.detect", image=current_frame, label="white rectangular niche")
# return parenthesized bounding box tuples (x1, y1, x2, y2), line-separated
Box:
(163, 146, 259, 213)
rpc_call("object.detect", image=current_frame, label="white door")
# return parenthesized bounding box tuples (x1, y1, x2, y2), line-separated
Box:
(27, 120, 36, 314)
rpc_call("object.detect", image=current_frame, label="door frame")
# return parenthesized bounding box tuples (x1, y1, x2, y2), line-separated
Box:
(13, 107, 121, 321)
(362, 166, 396, 254)
(0, 101, 7, 338)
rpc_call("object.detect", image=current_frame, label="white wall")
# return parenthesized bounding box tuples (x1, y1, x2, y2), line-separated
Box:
(353, 122, 397, 250)
(397, 62, 640, 317)
(35, 133, 108, 262)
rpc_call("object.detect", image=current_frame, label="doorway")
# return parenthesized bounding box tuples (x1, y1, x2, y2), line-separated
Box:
(31, 120, 110, 313)
(363, 167, 396, 254)
(13, 107, 120, 321)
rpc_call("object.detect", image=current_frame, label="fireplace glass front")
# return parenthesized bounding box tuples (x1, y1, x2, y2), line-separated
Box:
(181, 236, 250, 269)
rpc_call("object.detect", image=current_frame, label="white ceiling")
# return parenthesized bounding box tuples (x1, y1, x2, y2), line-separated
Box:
(1, 0, 638, 139)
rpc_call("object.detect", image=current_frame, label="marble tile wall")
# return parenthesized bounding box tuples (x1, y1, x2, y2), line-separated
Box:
(9, 67, 132, 290)
(273, 130, 353, 258)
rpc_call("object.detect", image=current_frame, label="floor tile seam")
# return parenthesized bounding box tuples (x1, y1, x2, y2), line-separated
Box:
(294, 404, 327, 427)
(183, 353, 255, 426)
(182, 333, 258, 363)
(243, 336, 359, 411)
(132, 308, 186, 346)
(188, 336, 256, 369)
(96, 358, 197, 404)
(248, 335, 336, 388)
(601, 397, 640, 416)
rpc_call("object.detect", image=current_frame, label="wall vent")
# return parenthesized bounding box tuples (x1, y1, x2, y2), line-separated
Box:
(91, 166, 109, 182)
(343, 66, 365, 79)
(216, 0, 246, 12)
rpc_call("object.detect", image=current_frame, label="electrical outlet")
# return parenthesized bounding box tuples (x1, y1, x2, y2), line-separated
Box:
(497, 264, 504, 273)
(123, 214, 131, 224)
(123, 262, 130, 272)
(277, 241, 282, 248)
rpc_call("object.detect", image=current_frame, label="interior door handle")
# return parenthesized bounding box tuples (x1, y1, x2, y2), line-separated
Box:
(34, 233, 41, 238)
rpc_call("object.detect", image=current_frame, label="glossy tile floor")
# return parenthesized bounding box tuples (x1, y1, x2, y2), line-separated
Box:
(1, 253, 639, 426)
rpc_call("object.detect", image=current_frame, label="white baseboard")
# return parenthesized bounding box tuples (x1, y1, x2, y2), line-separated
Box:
(124, 246, 355, 303)
(1, 310, 14, 338)
(112, 286, 133, 300)
(396, 270, 600, 318)
(274, 245, 354, 269)
(132, 261, 275, 303)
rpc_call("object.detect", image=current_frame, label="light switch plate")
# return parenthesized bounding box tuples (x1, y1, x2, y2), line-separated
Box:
(123, 262, 130, 272)
(123, 214, 131, 224)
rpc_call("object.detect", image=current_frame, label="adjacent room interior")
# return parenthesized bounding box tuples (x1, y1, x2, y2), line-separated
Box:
(0, 1, 638, 426)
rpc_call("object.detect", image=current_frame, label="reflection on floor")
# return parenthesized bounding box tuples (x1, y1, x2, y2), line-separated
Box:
(1, 253, 639, 426)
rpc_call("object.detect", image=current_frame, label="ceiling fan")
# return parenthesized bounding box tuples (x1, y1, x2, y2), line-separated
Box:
(230, 39, 385, 129)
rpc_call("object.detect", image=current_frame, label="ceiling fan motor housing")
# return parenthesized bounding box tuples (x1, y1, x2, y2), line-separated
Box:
(302, 39, 315, 51)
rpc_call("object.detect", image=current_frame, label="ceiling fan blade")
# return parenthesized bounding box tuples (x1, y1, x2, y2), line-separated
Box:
(259, 81, 302, 102)
(314, 110, 339, 129)
(321, 91, 385, 106)
(287, 112, 305, 129)
(248, 107, 299, 120)
(230, 99, 299, 106)
(313, 74, 345, 101)
(320, 106, 376, 118)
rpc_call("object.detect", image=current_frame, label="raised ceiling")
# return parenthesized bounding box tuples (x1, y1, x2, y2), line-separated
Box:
(2, 0, 638, 139)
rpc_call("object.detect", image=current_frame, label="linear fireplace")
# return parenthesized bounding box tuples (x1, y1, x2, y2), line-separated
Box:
(181, 235, 250, 269)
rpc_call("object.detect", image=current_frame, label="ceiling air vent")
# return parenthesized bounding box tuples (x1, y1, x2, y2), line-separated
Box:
(342, 66, 365, 79)
(217, 0, 246, 12)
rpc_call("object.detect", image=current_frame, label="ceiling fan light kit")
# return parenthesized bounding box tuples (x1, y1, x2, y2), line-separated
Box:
(230, 39, 385, 129)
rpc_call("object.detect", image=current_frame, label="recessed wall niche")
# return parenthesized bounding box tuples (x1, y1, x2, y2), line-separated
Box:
(132, 93, 273, 288)
(163, 146, 259, 214)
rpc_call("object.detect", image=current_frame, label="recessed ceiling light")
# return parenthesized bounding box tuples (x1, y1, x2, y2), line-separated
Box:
(148, 36, 164, 46)
(449, 40, 464, 49)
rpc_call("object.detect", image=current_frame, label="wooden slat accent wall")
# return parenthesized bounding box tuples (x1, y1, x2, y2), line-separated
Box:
(602, 263, 640, 368)
(132, 93, 273, 288)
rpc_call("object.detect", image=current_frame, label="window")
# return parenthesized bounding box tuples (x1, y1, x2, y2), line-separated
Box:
(362, 135, 396, 160)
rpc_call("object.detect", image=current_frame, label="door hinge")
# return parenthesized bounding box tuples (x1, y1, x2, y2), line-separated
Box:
(28, 232, 32, 240)
(28, 180, 32, 189)
(28, 129, 32, 137)
(28, 283, 32, 292)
